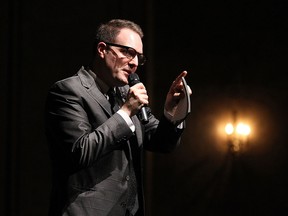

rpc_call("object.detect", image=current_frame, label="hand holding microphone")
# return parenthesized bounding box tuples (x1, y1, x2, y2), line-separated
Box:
(127, 73, 149, 124)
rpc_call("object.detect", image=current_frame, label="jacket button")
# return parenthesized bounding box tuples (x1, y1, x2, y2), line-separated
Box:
(120, 201, 127, 208)
(126, 175, 130, 181)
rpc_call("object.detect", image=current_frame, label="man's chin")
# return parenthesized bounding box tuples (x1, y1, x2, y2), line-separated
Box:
(120, 76, 129, 85)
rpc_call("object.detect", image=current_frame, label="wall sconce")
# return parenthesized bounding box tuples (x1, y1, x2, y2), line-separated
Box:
(225, 122, 251, 153)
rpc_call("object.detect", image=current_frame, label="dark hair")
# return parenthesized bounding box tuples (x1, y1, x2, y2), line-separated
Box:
(95, 19, 144, 43)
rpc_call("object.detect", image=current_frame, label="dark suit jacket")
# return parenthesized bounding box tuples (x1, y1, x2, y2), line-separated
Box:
(45, 66, 184, 216)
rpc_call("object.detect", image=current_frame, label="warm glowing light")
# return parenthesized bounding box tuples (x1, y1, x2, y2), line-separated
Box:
(225, 123, 234, 135)
(225, 122, 251, 136)
(236, 123, 251, 136)
(219, 111, 254, 154)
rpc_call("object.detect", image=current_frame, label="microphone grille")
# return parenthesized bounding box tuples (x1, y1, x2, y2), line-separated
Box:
(128, 73, 141, 86)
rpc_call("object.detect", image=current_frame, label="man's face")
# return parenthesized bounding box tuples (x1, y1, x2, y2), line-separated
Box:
(102, 28, 144, 87)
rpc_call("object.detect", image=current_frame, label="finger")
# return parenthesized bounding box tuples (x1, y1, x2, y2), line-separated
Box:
(175, 71, 187, 82)
(172, 71, 188, 88)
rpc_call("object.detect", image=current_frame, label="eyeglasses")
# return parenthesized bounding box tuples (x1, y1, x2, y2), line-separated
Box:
(103, 41, 146, 66)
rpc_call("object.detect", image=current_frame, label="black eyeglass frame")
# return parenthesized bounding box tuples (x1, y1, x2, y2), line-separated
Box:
(103, 41, 146, 66)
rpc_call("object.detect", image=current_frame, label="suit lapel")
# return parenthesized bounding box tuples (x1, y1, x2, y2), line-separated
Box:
(77, 67, 112, 116)
(131, 116, 143, 147)
(77, 67, 144, 145)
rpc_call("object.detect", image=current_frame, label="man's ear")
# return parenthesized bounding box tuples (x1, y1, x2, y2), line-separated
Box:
(97, 42, 107, 58)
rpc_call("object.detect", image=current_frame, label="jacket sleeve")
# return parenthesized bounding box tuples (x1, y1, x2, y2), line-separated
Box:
(142, 109, 184, 153)
(44, 79, 134, 171)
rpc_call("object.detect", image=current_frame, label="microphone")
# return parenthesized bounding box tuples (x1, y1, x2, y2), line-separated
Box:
(128, 73, 149, 124)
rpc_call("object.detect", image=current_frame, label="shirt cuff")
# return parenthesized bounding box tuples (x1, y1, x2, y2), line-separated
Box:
(117, 110, 135, 132)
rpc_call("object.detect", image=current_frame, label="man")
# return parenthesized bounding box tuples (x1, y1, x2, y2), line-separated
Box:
(45, 19, 191, 216)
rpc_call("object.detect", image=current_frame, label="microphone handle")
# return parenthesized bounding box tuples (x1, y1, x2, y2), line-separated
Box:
(128, 73, 149, 124)
(139, 106, 149, 124)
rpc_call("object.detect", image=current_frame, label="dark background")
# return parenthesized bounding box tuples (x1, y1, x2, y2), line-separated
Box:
(1, 0, 288, 215)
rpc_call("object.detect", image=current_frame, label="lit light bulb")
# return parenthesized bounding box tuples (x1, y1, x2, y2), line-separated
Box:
(225, 123, 234, 135)
(236, 123, 251, 136)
